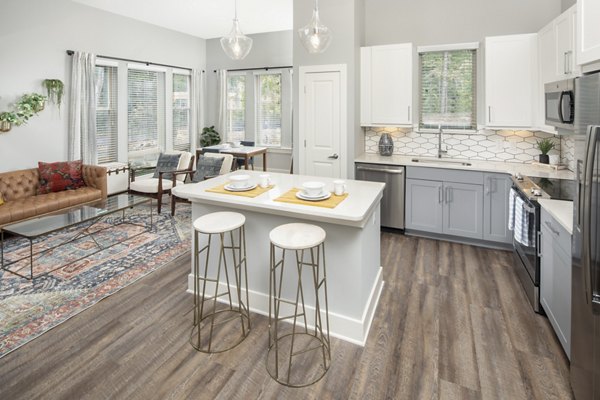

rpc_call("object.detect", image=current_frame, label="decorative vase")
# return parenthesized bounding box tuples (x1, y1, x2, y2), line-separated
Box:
(539, 154, 549, 164)
(378, 133, 394, 156)
(0, 121, 11, 132)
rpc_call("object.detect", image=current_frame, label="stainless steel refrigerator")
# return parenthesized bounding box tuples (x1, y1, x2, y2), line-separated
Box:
(572, 71, 600, 400)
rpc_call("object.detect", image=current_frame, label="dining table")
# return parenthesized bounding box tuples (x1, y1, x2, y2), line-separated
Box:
(197, 145, 268, 171)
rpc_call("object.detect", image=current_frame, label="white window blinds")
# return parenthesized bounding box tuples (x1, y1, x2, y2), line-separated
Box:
(127, 69, 165, 155)
(256, 73, 282, 146)
(419, 49, 477, 131)
(95, 65, 118, 163)
(172, 73, 191, 151)
(226, 75, 246, 142)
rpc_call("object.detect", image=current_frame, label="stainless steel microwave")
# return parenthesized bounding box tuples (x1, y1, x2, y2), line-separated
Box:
(545, 79, 575, 131)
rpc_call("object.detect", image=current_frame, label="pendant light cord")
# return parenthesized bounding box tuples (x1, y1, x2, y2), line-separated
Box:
(314, 0, 319, 12)
(235, 0, 238, 20)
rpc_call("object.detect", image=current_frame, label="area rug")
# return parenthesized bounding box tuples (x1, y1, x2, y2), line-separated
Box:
(0, 202, 191, 358)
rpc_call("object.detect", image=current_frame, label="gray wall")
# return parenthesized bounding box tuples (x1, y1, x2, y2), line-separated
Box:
(0, 0, 206, 171)
(293, 0, 364, 178)
(562, 0, 576, 12)
(365, 0, 562, 46)
(205, 30, 293, 172)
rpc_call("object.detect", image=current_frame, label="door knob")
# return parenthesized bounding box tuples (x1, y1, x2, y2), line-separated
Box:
(328, 153, 339, 159)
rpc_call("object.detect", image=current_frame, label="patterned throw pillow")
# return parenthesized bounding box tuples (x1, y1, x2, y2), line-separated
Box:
(192, 156, 224, 183)
(152, 153, 181, 180)
(38, 160, 85, 194)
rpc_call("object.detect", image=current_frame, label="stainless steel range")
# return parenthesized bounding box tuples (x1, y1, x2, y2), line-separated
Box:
(510, 174, 575, 313)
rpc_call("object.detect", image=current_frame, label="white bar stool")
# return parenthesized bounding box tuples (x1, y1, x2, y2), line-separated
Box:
(190, 211, 250, 353)
(266, 223, 331, 387)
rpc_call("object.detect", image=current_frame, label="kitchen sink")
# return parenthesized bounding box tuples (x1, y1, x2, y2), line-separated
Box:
(411, 158, 472, 167)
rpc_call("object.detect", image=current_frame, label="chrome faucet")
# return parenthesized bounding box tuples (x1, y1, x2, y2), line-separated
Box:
(437, 126, 447, 158)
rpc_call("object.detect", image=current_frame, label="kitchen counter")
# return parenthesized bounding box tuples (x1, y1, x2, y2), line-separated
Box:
(355, 154, 575, 180)
(538, 199, 574, 234)
(172, 170, 385, 345)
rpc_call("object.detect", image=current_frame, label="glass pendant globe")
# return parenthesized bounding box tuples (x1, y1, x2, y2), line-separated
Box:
(298, 8, 331, 54)
(220, 18, 253, 60)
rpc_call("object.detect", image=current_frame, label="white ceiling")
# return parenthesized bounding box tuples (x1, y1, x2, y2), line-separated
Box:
(72, 0, 293, 39)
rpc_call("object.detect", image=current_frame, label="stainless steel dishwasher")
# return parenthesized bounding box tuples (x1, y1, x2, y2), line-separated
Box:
(355, 163, 405, 229)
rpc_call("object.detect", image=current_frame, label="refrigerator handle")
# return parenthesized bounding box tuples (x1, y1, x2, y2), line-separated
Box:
(583, 126, 599, 305)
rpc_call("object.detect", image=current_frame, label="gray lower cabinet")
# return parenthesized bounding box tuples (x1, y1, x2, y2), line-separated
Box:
(483, 173, 512, 244)
(443, 182, 484, 239)
(540, 208, 571, 359)
(405, 178, 443, 233)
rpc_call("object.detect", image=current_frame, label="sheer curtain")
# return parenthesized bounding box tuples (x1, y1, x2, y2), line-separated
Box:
(68, 51, 97, 163)
(191, 69, 205, 151)
(216, 69, 228, 143)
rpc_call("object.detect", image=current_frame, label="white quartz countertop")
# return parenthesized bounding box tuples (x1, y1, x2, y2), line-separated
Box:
(355, 154, 575, 180)
(171, 171, 385, 228)
(538, 199, 574, 234)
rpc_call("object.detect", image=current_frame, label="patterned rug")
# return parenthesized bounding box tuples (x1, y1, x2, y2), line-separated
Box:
(0, 202, 191, 358)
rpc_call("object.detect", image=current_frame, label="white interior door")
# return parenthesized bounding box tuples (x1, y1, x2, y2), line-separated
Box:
(299, 65, 347, 178)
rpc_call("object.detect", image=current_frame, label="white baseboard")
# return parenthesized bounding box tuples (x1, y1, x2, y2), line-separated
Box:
(186, 267, 383, 346)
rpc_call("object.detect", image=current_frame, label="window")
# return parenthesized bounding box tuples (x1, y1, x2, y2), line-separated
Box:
(226, 74, 246, 142)
(256, 73, 282, 147)
(419, 48, 477, 131)
(173, 73, 191, 151)
(127, 69, 165, 157)
(95, 65, 118, 163)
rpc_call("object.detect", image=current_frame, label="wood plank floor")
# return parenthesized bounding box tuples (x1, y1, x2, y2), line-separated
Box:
(0, 233, 574, 399)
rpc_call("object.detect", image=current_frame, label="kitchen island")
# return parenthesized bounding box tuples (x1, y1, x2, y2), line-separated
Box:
(172, 171, 385, 345)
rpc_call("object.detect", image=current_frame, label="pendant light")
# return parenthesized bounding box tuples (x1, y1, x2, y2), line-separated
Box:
(298, 0, 332, 54)
(220, 0, 253, 60)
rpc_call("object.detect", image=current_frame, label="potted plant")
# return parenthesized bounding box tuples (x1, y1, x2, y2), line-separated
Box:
(200, 126, 221, 147)
(42, 79, 64, 110)
(18, 93, 47, 115)
(536, 138, 556, 164)
(0, 112, 20, 132)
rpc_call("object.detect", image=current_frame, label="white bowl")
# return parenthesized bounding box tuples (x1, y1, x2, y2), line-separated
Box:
(229, 174, 251, 188)
(232, 141, 242, 148)
(302, 181, 326, 197)
(221, 143, 231, 149)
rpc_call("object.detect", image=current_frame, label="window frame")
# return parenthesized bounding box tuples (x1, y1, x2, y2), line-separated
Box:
(225, 71, 247, 143)
(94, 60, 119, 164)
(417, 42, 479, 134)
(254, 70, 283, 148)
(172, 70, 192, 152)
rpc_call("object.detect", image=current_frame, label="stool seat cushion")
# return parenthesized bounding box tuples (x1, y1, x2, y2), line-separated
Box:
(269, 223, 326, 250)
(194, 211, 245, 234)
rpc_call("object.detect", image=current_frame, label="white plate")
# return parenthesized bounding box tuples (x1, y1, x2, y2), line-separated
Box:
(224, 183, 257, 192)
(296, 191, 331, 201)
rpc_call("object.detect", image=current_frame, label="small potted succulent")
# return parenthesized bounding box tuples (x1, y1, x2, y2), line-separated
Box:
(199, 126, 221, 147)
(536, 138, 556, 164)
(0, 112, 20, 132)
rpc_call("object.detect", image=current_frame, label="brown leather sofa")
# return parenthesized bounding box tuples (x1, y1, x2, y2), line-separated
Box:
(0, 165, 107, 228)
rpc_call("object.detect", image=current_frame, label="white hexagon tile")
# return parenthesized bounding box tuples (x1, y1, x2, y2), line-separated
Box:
(364, 128, 574, 170)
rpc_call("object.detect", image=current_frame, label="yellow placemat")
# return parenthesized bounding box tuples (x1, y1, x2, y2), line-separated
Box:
(274, 188, 348, 209)
(206, 183, 274, 198)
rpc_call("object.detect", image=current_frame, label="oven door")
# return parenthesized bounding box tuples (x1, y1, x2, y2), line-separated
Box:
(513, 192, 540, 285)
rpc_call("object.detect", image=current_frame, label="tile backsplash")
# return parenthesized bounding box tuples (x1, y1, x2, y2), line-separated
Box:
(364, 127, 576, 171)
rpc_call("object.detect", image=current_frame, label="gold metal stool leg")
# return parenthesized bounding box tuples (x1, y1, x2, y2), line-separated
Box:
(190, 225, 251, 353)
(266, 242, 331, 387)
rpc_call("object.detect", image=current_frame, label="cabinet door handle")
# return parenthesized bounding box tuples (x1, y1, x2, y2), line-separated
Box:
(445, 187, 452, 203)
(408, 106, 411, 121)
(438, 186, 443, 204)
(537, 231, 543, 257)
(488, 106, 491, 123)
(564, 51, 568, 75)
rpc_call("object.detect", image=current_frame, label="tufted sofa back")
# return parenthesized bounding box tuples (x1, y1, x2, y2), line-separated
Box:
(0, 168, 40, 201)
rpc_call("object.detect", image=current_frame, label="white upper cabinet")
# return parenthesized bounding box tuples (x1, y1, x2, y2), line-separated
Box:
(485, 34, 538, 129)
(577, 0, 600, 66)
(361, 43, 413, 127)
(539, 5, 580, 84)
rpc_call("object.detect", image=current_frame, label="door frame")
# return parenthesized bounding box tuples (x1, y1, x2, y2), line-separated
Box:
(298, 64, 348, 178)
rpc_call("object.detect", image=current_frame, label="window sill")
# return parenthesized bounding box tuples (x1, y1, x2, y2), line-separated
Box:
(416, 129, 479, 135)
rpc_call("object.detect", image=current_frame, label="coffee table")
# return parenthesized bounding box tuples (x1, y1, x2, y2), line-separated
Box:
(1, 194, 152, 280)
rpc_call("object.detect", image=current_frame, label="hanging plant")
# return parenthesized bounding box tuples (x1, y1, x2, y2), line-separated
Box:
(42, 79, 64, 110)
(0, 111, 19, 132)
(15, 93, 47, 127)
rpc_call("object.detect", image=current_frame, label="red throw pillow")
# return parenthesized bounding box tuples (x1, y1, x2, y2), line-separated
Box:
(38, 160, 85, 194)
